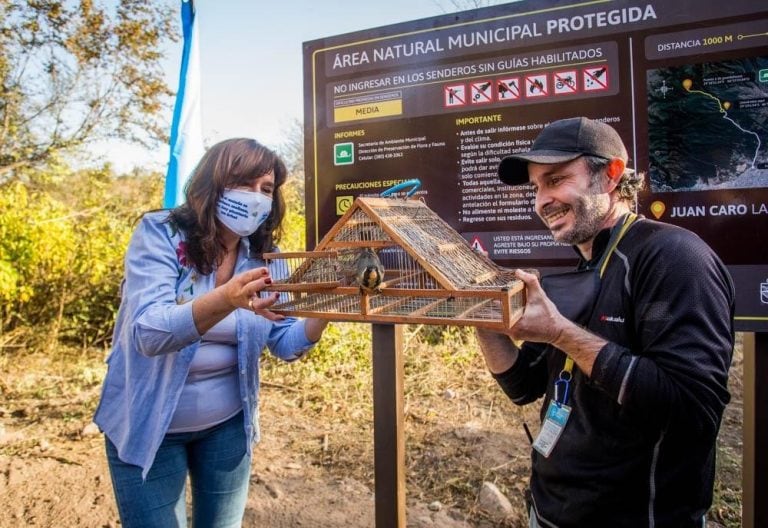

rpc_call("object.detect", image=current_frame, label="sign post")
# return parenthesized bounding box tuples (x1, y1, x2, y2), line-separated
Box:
(742, 332, 768, 528)
(372, 324, 405, 527)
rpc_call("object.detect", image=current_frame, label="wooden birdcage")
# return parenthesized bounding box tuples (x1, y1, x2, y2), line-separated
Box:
(263, 197, 525, 330)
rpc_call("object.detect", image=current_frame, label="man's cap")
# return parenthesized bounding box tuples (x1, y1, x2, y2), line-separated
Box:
(498, 117, 629, 185)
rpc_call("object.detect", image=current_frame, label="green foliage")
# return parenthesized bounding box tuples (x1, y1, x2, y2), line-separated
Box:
(278, 118, 306, 177)
(261, 322, 479, 399)
(310, 322, 373, 371)
(0, 181, 76, 313)
(260, 322, 374, 419)
(263, 322, 372, 385)
(279, 177, 307, 253)
(412, 324, 474, 348)
(0, 0, 176, 180)
(276, 120, 308, 253)
(0, 164, 163, 345)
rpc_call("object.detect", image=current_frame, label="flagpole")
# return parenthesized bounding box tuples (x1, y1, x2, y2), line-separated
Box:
(163, 0, 204, 209)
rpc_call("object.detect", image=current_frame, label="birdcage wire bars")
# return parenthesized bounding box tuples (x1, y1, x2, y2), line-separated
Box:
(262, 197, 525, 330)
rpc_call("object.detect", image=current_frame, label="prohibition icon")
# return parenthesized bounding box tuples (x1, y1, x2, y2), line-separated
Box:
(444, 84, 466, 107)
(583, 66, 609, 91)
(553, 70, 578, 95)
(497, 78, 521, 101)
(525, 74, 548, 98)
(470, 80, 493, 104)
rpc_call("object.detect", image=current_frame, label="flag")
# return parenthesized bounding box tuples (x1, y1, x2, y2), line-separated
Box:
(163, 0, 204, 208)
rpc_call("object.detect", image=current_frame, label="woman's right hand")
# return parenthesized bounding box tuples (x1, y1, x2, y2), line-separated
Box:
(225, 267, 284, 321)
(193, 267, 283, 334)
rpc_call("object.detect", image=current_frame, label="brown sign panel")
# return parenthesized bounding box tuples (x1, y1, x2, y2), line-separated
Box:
(303, 0, 768, 331)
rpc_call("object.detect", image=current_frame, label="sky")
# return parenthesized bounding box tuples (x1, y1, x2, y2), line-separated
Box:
(99, 0, 490, 173)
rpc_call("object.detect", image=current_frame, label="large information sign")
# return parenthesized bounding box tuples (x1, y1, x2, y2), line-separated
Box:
(302, 0, 768, 331)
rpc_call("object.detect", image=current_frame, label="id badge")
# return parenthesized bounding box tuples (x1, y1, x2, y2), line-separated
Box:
(533, 400, 571, 458)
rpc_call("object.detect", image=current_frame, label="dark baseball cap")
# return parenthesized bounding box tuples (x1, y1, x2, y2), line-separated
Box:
(498, 117, 629, 185)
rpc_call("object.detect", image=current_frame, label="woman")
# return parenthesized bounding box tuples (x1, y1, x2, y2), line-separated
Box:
(94, 138, 328, 527)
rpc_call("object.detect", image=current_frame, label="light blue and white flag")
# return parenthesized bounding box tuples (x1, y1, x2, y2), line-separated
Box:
(163, 0, 204, 208)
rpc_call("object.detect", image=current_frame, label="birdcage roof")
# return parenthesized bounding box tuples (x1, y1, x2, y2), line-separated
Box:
(315, 197, 517, 291)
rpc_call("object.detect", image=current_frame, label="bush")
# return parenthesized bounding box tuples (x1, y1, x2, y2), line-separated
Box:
(0, 166, 163, 347)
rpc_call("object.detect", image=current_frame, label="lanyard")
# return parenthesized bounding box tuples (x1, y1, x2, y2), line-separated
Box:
(555, 213, 638, 406)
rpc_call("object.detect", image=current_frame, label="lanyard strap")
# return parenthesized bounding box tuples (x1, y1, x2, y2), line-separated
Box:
(598, 212, 638, 278)
(563, 357, 575, 376)
(561, 212, 639, 377)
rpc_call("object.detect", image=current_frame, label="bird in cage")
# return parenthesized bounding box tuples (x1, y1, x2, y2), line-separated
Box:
(353, 248, 384, 294)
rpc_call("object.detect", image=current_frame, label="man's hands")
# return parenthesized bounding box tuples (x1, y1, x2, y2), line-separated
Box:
(476, 267, 605, 377)
(475, 268, 566, 374)
(508, 269, 566, 345)
(506, 269, 605, 377)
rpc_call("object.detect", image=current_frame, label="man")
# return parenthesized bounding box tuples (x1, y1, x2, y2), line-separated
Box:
(476, 117, 734, 527)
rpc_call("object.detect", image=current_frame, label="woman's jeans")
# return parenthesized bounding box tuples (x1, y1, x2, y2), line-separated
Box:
(105, 411, 251, 528)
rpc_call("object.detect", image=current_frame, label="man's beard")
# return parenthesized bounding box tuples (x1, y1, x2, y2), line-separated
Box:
(551, 180, 609, 246)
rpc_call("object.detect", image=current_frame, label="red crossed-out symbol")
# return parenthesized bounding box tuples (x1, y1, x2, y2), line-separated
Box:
(553, 70, 578, 95)
(497, 78, 520, 101)
(583, 66, 609, 91)
(525, 74, 548, 97)
(444, 84, 466, 107)
(471, 80, 493, 104)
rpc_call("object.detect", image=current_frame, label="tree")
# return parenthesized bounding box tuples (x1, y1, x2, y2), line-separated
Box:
(0, 0, 177, 180)
(279, 117, 305, 177)
(277, 118, 307, 252)
(433, 0, 512, 12)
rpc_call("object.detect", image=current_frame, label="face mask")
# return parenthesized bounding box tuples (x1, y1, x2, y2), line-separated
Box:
(216, 188, 273, 237)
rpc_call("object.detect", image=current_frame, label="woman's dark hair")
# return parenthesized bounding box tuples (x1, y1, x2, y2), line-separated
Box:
(167, 138, 288, 274)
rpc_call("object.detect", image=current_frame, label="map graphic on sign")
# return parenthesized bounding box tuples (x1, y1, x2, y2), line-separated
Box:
(647, 56, 768, 191)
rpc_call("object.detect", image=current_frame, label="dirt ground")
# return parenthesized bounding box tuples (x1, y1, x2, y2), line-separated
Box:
(0, 335, 743, 528)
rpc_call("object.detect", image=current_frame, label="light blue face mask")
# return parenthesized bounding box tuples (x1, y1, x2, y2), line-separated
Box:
(216, 188, 273, 237)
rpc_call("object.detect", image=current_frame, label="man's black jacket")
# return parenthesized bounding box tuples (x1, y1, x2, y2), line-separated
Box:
(495, 217, 735, 528)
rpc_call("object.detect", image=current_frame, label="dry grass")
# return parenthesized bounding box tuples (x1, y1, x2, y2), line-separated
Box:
(0, 329, 744, 527)
(259, 326, 744, 527)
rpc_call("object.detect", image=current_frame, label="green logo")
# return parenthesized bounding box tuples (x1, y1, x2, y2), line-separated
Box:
(334, 142, 354, 166)
(759, 69, 768, 83)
